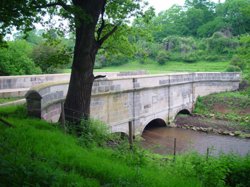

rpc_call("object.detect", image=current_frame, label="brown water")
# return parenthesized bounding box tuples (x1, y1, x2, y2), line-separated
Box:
(141, 127, 250, 156)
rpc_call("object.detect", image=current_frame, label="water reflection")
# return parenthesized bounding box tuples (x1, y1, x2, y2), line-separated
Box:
(141, 127, 250, 156)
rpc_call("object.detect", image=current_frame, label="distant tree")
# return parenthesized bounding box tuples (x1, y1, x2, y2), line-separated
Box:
(31, 40, 71, 73)
(0, 40, 41, 75)
(150, 5, 187, 41)
(217, 0, 250, 35)
(231, 35, 250, 72)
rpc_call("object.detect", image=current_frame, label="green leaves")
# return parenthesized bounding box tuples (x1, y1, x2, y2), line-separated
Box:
(0, 40, 41, 75)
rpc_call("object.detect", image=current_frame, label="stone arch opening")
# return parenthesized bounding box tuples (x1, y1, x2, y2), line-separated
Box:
(176, 109, 191, 116)
(174, 109, 191, 127)
(143, 118, 167, 132)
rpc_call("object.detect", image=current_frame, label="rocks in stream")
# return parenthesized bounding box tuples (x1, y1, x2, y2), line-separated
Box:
(178, 125, 250, 139)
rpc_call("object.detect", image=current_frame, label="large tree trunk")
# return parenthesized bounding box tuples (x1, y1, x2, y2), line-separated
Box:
(63, 1, 103, 126)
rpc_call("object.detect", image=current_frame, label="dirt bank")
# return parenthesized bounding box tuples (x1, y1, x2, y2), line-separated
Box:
(175, 114, 250, 138)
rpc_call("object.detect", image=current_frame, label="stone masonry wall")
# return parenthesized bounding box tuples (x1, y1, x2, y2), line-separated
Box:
(25, 72, 241, 135)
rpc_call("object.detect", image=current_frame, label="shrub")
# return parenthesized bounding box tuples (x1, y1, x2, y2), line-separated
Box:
(204, 54, 220, 62)
(230, 56, 246, 70)
(182, 52, 198, 63)
(225, 65, 241, 72)
(68, 119, 112, 148)
(104, 53, 130, 66)
(31, 40, 71, 73)
(156, 50, 170, 65)
(206, 32, 239, 54)
(0, 40, 41, 75)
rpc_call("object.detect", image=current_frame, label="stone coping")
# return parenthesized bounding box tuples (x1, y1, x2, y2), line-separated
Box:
(27, 72, 240, 92)
(0, 71, 240, 80)
(0, 73, 70, 79)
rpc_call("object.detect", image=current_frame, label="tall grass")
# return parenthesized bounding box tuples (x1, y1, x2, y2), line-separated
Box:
(0, 105, 250, 187)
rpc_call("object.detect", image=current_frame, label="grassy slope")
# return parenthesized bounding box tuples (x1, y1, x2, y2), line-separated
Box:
(0, 97, 22, 104)
(63, 61, 230, 74)
(194, 91, 250, 126)
(1, 105, 250, 187)
(0, 105, 201, 187)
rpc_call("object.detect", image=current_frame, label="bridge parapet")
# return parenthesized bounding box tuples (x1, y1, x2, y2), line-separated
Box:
(25, 72, 241, 134)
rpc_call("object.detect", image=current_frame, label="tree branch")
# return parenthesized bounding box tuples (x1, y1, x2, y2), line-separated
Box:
(33, 0, 71, 12)
(94, 75, 106, 80)
(96, 0, 107, 41)
(98, 24, 120, 47)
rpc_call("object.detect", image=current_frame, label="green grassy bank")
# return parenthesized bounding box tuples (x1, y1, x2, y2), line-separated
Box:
(0, 105, 250, 187)
(63, 61, 230, 74)
(194, 91, 250, 126)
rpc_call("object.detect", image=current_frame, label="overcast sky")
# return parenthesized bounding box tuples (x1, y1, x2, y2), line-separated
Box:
(147, 0, 224, 13)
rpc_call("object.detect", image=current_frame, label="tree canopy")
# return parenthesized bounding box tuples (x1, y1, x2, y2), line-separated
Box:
(1, 0, 147, 126)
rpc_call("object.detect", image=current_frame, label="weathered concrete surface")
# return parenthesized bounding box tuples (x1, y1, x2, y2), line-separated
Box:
(25, 72, 240, 135)
(0, 74, 70, 98)
(0, 71, 148, 98)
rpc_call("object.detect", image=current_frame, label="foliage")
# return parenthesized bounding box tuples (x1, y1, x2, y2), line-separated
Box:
(0, 105, 200, 187)
(156, 50, 170, 65)
(0, 97, 22, 104)
(0, 40, 41, 75)
(1, 105, 250, 187)
(31, 39, 71, 73)
(194, 91, 250, 125)
(74, 119, 112, 148)
(206, 32, 239, 55)
(225, 65, 242, 72)
(232, 35, 250, 72)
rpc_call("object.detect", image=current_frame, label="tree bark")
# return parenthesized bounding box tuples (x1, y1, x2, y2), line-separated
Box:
(63, 1, 103, 126)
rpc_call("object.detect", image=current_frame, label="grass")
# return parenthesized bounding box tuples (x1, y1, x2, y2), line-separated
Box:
(63, 60, 230, 74)
(194, 91, 250, 126)
(1, 105, 250, 187)
(0, 105, 201, 187)
(0, 97, 22, 104)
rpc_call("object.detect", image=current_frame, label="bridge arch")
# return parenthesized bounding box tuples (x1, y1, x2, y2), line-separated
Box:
(142, 118, 167, 133)
(176, 109, 191, 116)
(172, 108, 192, 122)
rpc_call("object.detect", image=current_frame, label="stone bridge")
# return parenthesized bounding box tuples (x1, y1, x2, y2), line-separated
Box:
(25, 72, 240, 135)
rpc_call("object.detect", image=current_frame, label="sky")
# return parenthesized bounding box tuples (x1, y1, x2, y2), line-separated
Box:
(147, 0, 185, 13)
(147, 0, 224, 13)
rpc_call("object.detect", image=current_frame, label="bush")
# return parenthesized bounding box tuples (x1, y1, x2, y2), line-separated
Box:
(225, 65, 242, 72)
(0, 40, 41, 75)
(104, 53, 130, 66)
(156, 50, 170, 65)
(204, 54, 220, 62)
(206, 32, 239, 54)
(31, 40, 71, 73)
(182, 52, 198, 63)
(69, 119, 112, 148)
(230, 56, 246, 70)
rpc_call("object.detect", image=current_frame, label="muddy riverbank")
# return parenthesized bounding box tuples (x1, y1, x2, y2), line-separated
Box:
(175, 114, 250, 138)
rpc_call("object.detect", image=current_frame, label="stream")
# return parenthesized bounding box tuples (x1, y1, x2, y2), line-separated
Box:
(141, 127, 250, 156)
